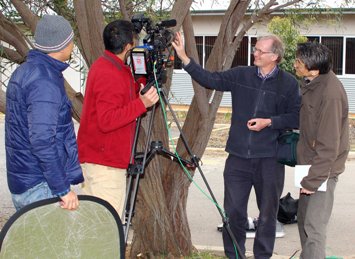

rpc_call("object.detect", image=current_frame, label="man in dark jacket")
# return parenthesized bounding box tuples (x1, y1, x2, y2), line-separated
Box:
(294, 42, 349, 259)
(173, 33, 300, 258)
(5, 15, 83, 211)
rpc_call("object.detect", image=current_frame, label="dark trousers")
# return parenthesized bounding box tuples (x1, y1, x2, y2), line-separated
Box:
(222, 155, 285, 259)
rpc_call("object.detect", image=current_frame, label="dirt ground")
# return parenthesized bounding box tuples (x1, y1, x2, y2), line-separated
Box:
(188, 112, 355, 150)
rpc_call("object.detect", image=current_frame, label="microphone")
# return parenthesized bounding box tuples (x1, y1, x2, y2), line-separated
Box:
(157, 19, 177, 28)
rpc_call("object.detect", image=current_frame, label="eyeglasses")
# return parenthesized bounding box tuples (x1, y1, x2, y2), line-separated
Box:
(252, 47, 274, 55)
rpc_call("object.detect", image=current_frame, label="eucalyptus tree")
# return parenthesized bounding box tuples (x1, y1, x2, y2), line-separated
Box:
(267, 17, 307, 74)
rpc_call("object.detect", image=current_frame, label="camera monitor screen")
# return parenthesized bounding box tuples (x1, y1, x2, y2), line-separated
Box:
(131, 48, 149, 75)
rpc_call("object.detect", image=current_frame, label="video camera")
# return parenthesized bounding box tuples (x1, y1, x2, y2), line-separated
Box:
(130, 14, 176, 94)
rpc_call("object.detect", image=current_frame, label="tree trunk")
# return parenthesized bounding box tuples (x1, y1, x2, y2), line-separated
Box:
(73, 0, 105, 67)
(129, 109, 182, 256)
(129, 1, 196, 256)
(131, 1, 278, 257)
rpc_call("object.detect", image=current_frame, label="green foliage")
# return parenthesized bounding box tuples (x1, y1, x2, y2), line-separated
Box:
(268, 17, 307, 75)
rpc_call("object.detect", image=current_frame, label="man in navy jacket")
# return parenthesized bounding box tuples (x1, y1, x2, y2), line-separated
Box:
(5, 15, 83, 211)
(173, 33, 300, 258)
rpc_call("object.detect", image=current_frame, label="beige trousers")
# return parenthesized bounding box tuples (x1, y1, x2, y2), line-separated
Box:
(81, 163, 127, 218)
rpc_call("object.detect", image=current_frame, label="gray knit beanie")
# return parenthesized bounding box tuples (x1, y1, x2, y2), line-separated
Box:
(34, 15, 74, 53)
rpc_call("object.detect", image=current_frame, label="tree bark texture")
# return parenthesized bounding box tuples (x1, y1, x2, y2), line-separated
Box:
(127, 0, 201, 256)
(73, 0, 105, 67)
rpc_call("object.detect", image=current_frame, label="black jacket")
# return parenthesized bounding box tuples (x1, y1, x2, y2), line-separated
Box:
(184, 59, 300, 158)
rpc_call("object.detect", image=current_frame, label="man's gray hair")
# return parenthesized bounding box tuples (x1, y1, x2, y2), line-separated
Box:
(257, 35, 285, 63)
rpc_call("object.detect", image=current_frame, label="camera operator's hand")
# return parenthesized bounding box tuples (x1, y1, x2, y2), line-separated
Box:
(172, 32, 191, 65)
(139, 84, 159, 108)
(60, 190, 79, 210)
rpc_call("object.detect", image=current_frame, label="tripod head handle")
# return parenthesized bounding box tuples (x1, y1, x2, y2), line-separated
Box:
(140, 80, 155, 95)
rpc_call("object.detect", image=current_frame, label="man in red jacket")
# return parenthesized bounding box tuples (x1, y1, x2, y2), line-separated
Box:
(77, 20, 159, 216)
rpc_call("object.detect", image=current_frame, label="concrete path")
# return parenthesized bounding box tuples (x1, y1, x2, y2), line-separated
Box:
(187, 151, 355, 258)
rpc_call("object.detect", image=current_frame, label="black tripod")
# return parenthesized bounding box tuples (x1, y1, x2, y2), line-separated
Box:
(122, 81, 246, 259)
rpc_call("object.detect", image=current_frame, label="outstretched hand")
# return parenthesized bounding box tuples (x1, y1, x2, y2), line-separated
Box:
(171, 32, 191, 65)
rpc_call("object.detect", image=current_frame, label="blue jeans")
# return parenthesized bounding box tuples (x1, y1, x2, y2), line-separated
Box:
(12, 182, 55, 211)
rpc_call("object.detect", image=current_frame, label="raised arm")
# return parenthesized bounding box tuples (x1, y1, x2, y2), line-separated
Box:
(172, 32, 191, 66)
(172, 32, 236, 92)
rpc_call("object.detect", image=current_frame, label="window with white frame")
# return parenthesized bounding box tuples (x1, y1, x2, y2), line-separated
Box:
(307, 36, 355, 76)
(174, 35, 255, 69)
(174, 35, 355, 76)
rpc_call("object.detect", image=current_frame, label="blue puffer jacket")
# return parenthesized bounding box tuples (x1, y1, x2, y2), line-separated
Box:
(5, 50, 83, 195)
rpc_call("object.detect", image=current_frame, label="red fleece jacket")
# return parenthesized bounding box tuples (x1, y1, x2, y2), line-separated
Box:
(78, 50, 146, 169)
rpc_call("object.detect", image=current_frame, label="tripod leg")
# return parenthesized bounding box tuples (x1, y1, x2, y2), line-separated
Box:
(123, 104, 157, 244)
(159, 89, 246, 259)
(123, 116, 142, 220)
(124, 173, 141, 244)
(123, 174, 134, 224)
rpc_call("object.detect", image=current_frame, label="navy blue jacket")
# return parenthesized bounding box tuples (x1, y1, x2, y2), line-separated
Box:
(5, 50, 83, 195)
(184, 59, 300, 158)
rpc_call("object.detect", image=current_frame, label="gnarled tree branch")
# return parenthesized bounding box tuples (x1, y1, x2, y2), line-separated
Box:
(0, 45, 24, 63)
(10, 0, 39, 33)
(0, 12, 30, 57)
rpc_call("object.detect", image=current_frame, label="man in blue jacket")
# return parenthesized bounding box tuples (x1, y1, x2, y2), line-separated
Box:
(5, 15, 83, 211)
(173, 33, 300, 258)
